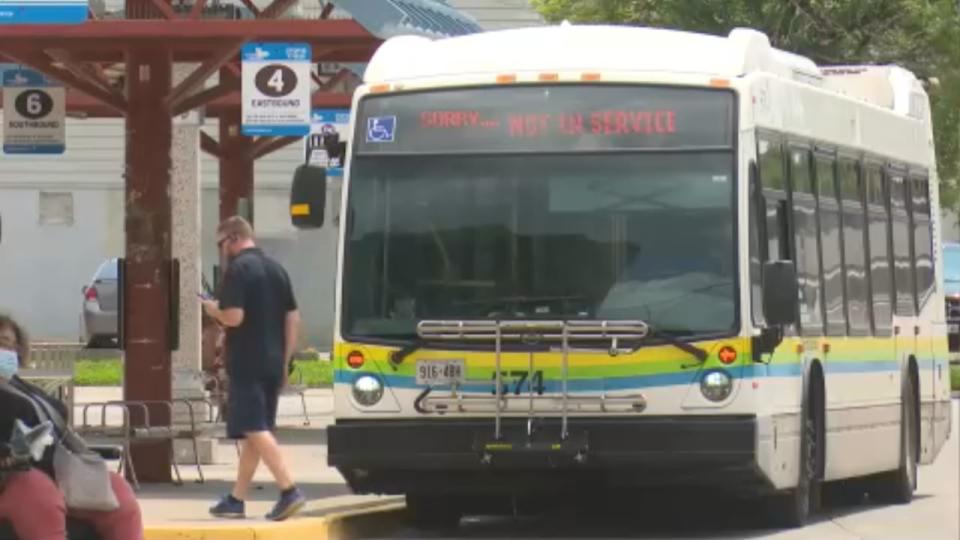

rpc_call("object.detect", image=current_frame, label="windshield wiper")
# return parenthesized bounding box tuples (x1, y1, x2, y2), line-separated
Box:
(644, 327, 708, 363)
(387, 324, 709, 368)
(388, 336, 427, 370)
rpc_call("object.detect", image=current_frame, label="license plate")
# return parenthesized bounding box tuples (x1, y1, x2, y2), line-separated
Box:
(416, 359, 466, 385)
(950, 324, 959, 334)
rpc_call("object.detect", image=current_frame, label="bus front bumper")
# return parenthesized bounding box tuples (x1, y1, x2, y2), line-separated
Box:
(328, 415, 766, 495)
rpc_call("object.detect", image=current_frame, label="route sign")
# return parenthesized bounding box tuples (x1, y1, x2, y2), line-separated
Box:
(0, 0, 88, 24)
(2, 68, 66, 154)
(241, 42, 311, 137)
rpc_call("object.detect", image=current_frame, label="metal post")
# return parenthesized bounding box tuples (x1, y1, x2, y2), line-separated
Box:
(526, 349, 534, 436)
(494, 323, 503, 440)
(123, 46, 174, 483)
(218, 101, 254, 224)
(561, 323, 569, 439)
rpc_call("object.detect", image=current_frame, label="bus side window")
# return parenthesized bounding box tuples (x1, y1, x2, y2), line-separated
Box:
(910, 175, 934, 308)
(866, 164, 894, 334)
(889, 170, 915, 316)
(816, 153, 846, 336)
(839, 157, 870, 334)
(789, 146, 823, 335)
(759, 139, 788, 258)
(752, 136, 788, 326)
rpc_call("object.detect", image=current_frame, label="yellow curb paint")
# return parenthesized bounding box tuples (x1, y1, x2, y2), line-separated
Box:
(144, 501, 406, 540)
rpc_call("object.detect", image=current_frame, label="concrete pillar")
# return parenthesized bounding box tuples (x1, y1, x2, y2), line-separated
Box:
(170, 71, 217, 463)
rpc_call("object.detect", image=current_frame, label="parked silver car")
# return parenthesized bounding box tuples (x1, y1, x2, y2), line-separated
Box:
(82, 258, 119, 348)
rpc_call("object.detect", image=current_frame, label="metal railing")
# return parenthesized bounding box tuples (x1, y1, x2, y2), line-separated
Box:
(416, 320, 650, 441)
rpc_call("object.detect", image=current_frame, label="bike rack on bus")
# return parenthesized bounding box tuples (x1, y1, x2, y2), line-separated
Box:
(416, 320, 650, 445)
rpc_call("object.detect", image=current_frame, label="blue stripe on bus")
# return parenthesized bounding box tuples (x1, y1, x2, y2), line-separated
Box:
(335, 360, 912, 393)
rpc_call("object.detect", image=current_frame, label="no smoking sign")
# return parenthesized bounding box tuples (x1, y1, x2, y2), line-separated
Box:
(2, 68, 65, 154)
(241, 43, 312, 137)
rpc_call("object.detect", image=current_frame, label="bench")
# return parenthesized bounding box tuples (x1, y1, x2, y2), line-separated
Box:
(203, 360, 312, 427)
(18, 342, 82, 420)
(74, 398, 218, 490)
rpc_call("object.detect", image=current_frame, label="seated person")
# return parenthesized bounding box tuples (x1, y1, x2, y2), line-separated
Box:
(0, 314, 143, 540)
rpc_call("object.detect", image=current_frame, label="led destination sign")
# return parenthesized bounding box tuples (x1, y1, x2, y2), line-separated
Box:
(419, 109, 678, 137)
(357, 85, 733, 154)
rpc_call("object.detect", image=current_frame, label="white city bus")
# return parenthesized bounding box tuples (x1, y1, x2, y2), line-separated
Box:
(291, 24, 953, 528)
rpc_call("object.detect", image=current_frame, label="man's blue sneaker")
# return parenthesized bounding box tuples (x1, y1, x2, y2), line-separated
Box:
(265, 486, 306, 521)
(209, 494, 245, 519)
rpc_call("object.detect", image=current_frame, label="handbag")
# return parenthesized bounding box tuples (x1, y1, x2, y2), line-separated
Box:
(7, 381, 120, 512)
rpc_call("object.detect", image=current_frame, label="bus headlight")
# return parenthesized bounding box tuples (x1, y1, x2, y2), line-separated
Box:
(700, 370, 733, 402)
(352, 375, 384, 406)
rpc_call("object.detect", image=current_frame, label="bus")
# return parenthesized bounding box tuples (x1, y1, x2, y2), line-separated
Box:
(290, 24, 953, 529)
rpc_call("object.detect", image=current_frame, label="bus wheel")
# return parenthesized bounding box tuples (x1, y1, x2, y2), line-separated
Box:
(405, 494, 462, 532)
(871, 374, 918, 504)
(770, 400, 820, 528)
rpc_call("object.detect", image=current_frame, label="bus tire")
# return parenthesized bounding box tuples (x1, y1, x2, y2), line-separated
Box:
(770, 379, 822, 528)
(871, 372, 918, 504)
(405, 493, 462, 532)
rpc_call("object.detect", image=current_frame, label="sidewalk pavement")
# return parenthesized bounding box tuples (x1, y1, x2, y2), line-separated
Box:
(73, 387, 404, 539)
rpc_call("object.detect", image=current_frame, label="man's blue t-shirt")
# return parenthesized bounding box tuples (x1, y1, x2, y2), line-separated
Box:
(218, 247, 297, 382)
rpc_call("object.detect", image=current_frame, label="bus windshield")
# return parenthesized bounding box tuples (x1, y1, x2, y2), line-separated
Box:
(343, 85, 737, 342)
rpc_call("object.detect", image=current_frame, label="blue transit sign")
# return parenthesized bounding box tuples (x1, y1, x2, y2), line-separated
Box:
(0, 0, 88, 24)
(2, 68, 66, 154)
(241, 42, 312, 137)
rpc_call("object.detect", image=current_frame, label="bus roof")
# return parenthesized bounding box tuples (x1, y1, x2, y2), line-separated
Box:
(364, 24, 927, 120)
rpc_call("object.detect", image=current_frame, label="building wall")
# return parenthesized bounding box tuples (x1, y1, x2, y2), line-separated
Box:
(444, 0, 544, 30)
(0, 115, 341, 349)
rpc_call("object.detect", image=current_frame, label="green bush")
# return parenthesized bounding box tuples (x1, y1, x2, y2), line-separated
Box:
(951, 365, 960, 392)
(74, 358, 334, 388)
(292, 358, 334, 387)
(74, 359, 122, 386)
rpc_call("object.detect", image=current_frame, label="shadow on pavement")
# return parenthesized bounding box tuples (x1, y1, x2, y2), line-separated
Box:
(133, 479, 351, 502)
(382, 487, 919, 539)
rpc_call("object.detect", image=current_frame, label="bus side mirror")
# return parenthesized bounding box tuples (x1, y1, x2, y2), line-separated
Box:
(753, 260, 798, 361)
(290, 164, 328, 229)
(762, 260, 799, 327)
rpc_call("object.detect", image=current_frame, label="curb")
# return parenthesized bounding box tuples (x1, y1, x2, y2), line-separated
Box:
(144, 499, 405, 540)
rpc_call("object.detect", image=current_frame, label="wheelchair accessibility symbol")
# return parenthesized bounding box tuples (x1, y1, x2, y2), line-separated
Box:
(366, 116, 396, 143)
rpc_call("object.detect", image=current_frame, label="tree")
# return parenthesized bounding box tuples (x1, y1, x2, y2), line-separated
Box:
(533, 0, 960, 211)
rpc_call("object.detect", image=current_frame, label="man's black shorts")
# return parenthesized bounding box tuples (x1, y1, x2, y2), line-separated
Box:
(226, 377, 281, 439)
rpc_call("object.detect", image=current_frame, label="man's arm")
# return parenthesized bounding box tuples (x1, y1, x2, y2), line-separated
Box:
(281, 266, 300, 382)
(204, 261, 246, 327)
(284, 309, 301, 379)
(202, 301, 244, 328)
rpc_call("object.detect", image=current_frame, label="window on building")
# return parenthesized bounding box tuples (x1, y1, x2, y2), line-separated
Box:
(38, 192, 74, 226)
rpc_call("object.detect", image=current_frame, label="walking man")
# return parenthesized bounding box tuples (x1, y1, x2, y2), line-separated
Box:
(202, 216, 306, 521)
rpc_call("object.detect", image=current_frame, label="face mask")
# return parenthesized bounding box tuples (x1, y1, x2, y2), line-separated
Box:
(0, 349, 19, 379)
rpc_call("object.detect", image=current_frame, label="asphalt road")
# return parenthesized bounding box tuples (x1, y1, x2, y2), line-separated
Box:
(376, 401, 959, 540)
